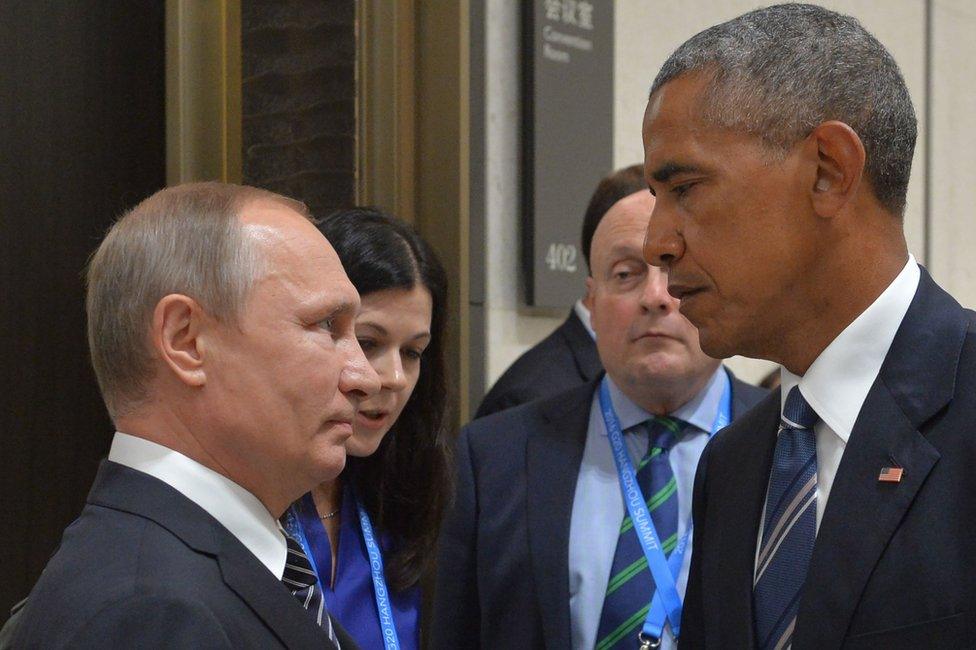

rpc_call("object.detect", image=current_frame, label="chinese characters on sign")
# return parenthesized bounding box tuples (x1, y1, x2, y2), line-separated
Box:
(522, 1, 613, 308)
(542, 0, 596, 63)
(544, 0, 595, 30)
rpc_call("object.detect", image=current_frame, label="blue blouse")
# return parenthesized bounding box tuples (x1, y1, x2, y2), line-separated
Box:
(284, 487, 421, 650)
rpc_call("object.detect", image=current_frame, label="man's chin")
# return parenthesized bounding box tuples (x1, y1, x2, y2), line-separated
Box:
(696, 326, 740, 361)
(621, 356, 691, 385)
(308, 449, 348, 485)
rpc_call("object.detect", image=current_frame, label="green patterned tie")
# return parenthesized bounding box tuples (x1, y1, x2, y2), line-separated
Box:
(595, 417, 686, 650)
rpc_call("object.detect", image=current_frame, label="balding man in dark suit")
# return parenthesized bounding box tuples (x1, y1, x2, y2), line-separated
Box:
(476, 165, 651, 419)
(12, 183, 379, 648)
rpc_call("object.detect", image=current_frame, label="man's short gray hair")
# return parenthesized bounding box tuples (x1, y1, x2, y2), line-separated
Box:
(86, 182, 310, 419)
(650, 3, 917, 216)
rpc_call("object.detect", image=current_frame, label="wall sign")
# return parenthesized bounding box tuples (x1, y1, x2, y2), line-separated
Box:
(522, 0, 614, 308)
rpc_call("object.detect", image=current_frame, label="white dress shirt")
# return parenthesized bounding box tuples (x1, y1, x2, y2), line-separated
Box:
(773, 255, 920, 532)
(574, 298, 597, 340)
(108, 431, 288, 578)
(568, 367, 730, 650)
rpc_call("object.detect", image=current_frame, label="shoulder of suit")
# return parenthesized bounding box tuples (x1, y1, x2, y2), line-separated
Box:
(13, 512, 234, 646)
(466, 379, 597, 450)
(476, 331, 589, 417)
(712, 388, 780, 450)
(728, 373, 770, 412)
(489, 330, 580, 385)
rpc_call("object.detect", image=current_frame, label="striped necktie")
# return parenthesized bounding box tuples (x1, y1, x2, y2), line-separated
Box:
(595, 416, 687, 650)
(282, 533, 340, 648)
(753, 386, 819, 650)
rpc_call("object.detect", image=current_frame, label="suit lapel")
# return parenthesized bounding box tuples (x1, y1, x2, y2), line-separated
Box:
(525, 380, 596, 649)
(712, 392, 781, 646)
(217, 535, 337, 649)
(793, 268, 968, 648)
(89, 462, 337, 649)
(793, 385, 938, 647)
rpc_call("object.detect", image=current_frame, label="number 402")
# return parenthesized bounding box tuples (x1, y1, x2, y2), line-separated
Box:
(545, 243, 578, 273)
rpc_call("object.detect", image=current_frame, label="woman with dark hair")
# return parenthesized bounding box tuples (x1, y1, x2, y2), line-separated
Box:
(282, 208, 451, 650)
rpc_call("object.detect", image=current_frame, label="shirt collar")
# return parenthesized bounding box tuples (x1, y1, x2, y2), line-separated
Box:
(780, 255, 920, 442)
(108, 431, 288, 579)
(604, 365, 728, 435)
(574, 299, 597, 340)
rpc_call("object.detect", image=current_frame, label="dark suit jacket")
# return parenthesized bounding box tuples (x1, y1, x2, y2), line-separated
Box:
(12, 460, 357, 649)
(681, 268, 976, 649)
(476, 310, 602, 418)
(432, 369, 766, 649)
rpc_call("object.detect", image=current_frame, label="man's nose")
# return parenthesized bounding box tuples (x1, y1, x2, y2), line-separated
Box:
(640, 264, 678, 312)
(340, 341, 381, 400)
(643, 202, 685, 268)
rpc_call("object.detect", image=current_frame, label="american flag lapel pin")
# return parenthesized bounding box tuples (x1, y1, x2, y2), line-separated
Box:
(878, 466, 904, 483)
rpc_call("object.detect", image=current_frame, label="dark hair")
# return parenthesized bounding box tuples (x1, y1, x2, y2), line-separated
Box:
(580, 164, 647, 273)
(650, 3, 916, 216)
(318, 207, 452, 592)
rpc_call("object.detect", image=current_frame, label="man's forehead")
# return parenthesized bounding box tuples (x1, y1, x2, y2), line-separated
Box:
(592, 197, 651, 261)
(646, 73, 711, 128)
(241, 199, 319, 239)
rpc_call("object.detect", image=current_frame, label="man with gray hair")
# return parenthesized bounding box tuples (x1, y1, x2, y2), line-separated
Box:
(642, 4, 975, 649)
(11, 182, 378, 648)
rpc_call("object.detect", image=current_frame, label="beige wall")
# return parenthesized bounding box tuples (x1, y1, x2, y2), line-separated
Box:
(483, 0, 974, 389)
(930, 0, 976, 306)
(484, 1, 566, 383)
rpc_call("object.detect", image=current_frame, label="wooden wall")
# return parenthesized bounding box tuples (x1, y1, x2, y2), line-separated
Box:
(0, 1, 167, 618)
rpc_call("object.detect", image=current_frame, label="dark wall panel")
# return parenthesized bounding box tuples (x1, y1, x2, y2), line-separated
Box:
(0, 1, 166, 618)
(242, 0, 357, 219)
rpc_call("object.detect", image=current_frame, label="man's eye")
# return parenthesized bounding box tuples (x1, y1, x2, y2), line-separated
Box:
(673, 181, 696, 197)
(614, 271, 632, 281)
(318, 317, 335, 331)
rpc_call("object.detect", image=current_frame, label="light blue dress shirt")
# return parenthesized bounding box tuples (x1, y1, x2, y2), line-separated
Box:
(568, 367, 729, 650)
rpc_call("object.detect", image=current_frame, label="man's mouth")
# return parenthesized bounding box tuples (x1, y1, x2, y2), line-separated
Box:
(634, 330, 673, 342)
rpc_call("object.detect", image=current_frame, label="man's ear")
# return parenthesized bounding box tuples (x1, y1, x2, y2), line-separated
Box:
(583, 276, 595, 312)
(152, 294, 208, 387)
(807, 120, 866, 218)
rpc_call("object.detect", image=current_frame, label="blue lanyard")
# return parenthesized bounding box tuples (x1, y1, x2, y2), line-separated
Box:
(353, 492, 401, 650)
(600, 373, 731, 642)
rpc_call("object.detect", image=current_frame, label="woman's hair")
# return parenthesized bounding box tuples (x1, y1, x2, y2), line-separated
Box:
(318, 207, 452, 592)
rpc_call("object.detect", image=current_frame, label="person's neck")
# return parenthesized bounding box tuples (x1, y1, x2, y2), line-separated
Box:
(614, 365, 719, 417)
(775, 238, 909, 376)
(313, 476, 344, 585)
(115, 406, 297, 518)
(312, 476, 343, 515)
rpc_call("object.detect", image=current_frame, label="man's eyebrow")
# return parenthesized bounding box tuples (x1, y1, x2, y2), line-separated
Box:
(651, 162, 702, 183)
(315, 299, 357, 321)
(607, 242, 644, 262)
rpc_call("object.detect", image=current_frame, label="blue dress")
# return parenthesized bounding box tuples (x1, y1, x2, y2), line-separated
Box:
(284, 487, 421, 650)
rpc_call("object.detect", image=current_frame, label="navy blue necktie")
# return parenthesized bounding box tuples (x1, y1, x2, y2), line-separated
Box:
(282, 533, 340, 647)
(753, 386, 819, 650)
